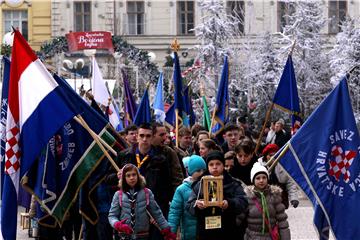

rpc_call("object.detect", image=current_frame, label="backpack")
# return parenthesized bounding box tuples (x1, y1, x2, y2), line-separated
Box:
(118, 188, 150, 207)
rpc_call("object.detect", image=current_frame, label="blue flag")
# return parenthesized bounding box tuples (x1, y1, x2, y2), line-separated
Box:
(212, 56, 229, 135)
(173, 52, 186, 120)
(153, 72, 165, 123)
(133, 88, 151, 126)
(165, 84, 195, 128)
(273, 55, 302, 134)
(165, 103, 175, 127)
(123, 70, 137, 127)
(0, 57, 10, 199)
(183, 85, 196, 127)
(279, 78, 360, 239)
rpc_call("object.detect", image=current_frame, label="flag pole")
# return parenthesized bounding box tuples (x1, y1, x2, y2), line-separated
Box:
(74, 115, 120, 172)
(171, 38, 181, 148)
(208, 106, 216, 136)
(74, 116, 117, 156)
(175, 109, 179, 147)
(267, 143, 290, 172)
(254, 103, 274, 155)
(289, 40, 296, 56)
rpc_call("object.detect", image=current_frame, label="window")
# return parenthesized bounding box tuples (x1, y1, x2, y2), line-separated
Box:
(277, 2, 295, 32)
(3, 10, 28, 40)
(328, 1, 347, 34)
(127, 1, 145, 35)
(74, 1, 91, 31)
(227, 1, 245, 34)
(178, 1, 194, 35)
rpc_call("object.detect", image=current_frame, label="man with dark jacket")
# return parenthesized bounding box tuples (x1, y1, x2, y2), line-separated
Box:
(271, 119, 291, 148)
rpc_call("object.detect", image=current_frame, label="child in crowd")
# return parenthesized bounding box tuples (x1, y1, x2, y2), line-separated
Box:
(259, 144, 299, 209)
(194, 131, 210, 155)
(168, 155, 207, 240)
(187, 151, 248, 240)
(224, 151, 235, 172)
(182, 156, 191, 177)
(198, 139, 222, 158)
(230, 141, 257, 185)
(243, 162, 290, 240)
(108, 164, 176, 240)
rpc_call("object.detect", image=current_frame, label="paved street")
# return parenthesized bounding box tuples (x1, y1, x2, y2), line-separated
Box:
(286, 199, 335, 240)
(14, 198, 335, 240)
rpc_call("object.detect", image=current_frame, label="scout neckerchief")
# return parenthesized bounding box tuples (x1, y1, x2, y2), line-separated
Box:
(135, 147, 152, 168)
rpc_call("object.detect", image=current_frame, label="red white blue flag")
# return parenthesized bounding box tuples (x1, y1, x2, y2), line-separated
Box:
(1, 30, 78, 240)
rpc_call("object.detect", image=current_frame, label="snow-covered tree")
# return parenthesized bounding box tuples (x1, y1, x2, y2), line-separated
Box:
(187, 0, 244, 125)
(329, 16, 356, 85)
(239, 32, 283, 129)
(279, 0, 332, 117)
(193, 0, 241, 96)
(329, 17, 360, 123)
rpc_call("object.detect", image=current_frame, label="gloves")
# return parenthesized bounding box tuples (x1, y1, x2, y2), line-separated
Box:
(114, 219, 133, 235)
(290, 200, 299, 208)
(161, 227, 177, 240)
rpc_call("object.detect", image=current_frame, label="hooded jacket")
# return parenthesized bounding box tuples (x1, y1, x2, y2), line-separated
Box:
(168, 177, 197, 240)
(243, 185, 290, 240)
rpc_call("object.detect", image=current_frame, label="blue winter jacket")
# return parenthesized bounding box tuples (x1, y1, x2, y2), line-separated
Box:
(168, 177, 197, 240)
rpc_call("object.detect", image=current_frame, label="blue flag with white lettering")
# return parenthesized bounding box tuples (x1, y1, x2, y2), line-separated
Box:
(0, 57, 10, 199)
(279, 77, 360, 239)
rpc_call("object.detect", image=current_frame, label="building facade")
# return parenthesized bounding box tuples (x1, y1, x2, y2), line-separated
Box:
(0, 1, 358, 62)
(49, 0, 360, 65)
(0, 0, 51, 51)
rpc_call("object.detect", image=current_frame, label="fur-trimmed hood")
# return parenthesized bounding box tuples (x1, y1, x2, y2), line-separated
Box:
(244, 185, 282, 199)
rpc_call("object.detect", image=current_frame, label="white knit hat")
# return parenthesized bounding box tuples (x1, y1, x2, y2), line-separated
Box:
(250, 162, 269, 183)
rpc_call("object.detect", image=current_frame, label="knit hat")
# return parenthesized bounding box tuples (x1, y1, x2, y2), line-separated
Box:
(205, 150, 225, 166)
(262, 144, 279, 156)
(182, 156, 191, 169)
(250, 162, 269, 183)
(187, 155, 206, 176)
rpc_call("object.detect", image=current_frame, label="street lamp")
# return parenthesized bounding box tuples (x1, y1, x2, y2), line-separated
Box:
(63, 58, 85, 93)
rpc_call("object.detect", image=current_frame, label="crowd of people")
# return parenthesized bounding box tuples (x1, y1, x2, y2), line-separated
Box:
(32, 118, 299, 240)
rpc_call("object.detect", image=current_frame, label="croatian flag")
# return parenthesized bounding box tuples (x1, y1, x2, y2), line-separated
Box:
(1, 30, 78, 240)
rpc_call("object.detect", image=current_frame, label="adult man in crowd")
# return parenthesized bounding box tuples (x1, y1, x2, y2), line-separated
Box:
(270, 118, 290, 148)
(151, 122, 184, 190)
(124, 124, 138, 146)
(265, 121, 276, 144)
(173, 127, 193, 176)
(177, 127, 193, 155)
(221, 124, 245, 154)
